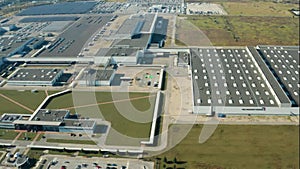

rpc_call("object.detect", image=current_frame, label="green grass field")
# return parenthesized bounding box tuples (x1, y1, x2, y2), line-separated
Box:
(45, 91, 155, 138)
(150, 125, 299, 169)
(222, 1, 298, 16)
(0, 90, 47, 115)
(46, 138, 97, 145)
(0, 129, 19, 140)
(184, 16, 299, 46)
(17, 132, 37, 141)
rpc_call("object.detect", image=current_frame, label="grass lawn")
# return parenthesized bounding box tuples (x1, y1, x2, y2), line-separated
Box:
(0, 129, 19, 140)
(222, 1, 298, 16)
(150, 124, 299, 169)
(45, 91, 155, 138)
(46, 138, 97, 145)
(0, 90, 47, 115)
(186, 16, 299, 46)
(17, 132, 37, 141)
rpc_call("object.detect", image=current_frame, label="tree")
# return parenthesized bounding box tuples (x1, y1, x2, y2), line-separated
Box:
(174, 157, 177, 164)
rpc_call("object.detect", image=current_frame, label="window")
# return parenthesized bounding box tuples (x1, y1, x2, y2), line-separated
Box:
(270, 100, 274, 105)
(226, 91, 230, 95)
(206, 90, 210, 95)
(204, 75, 207, 79)
(261, 83, 265, 88)
(245, 91, 250, 95)
(218, 99, 222, 104)
(236, 90, 240, 95)
(229, 99, 233, 104)
(255, 91, 260, 95)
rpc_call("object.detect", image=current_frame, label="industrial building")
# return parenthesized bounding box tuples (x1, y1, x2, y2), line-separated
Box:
(77, 68, 115, 86)
(7, 68, 63, 86)
(191, 46, 299, 115)
(0, 109, 96, 134)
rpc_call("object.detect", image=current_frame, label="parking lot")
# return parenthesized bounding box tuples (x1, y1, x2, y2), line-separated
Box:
(39, 155, 154, 169)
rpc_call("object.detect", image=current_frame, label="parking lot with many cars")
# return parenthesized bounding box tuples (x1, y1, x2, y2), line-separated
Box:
(39, 155, 154, 169)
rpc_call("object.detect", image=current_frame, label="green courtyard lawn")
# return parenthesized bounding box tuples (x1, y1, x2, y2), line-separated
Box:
(17, 132, 38, 141)
(0, 129, 19, 140)
(46, 138, 97, 145)
(0, 90, 47, 115)
(45, 91, 155, 138)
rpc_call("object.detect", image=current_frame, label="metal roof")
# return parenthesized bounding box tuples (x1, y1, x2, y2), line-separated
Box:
(191, 47, 279, 107)
(9, 68, 62, 82)
(257, 46, 299, 106)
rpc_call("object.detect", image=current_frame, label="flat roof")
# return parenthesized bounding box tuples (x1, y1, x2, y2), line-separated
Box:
(31, 109, 69, 122)
(80, 69, 114, 81)
(191, 48, 278, 107)
(257, 46, 299, 106)
(38, 15, 111, 57)
(9, 68, 62, 82)
(62, 119, 95, 128)
(13, 120, 62, 126)
(114, 34, 151, 48)
(116, 17, 143, 36)
(19, 16, 79, 23)
(0, 114, 22, 123)
(100, 47, 138, 57)
(17, 1, 97, 16)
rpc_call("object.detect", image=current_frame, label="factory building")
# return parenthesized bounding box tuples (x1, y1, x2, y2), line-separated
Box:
(77, 68, 115, 86)
(7, 68, 63, 86)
